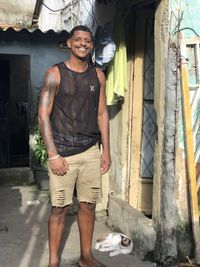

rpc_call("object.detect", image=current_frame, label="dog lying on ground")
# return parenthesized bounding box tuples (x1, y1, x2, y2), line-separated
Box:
(95, 233, 133, 257)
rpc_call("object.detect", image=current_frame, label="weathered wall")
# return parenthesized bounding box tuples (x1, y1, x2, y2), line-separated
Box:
(152, 0, 199, 264)
(104, 0, 195, 263)
(151, 0, 178, 265)
(108, 104, 124, 196)
(108, 195, 156, 259)
(102, 2, 135, 202)
(0, 30, 69, 163)
(174, 0, 200, 260)
(0, 31, 68, 115)
(170, 0, 200, 261)
(0, 0, 37, 26)
(153, 2, 178, 262)
(108, 90, 130, 201)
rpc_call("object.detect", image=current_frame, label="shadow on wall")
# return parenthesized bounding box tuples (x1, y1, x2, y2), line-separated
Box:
(107, 99, 123, 120)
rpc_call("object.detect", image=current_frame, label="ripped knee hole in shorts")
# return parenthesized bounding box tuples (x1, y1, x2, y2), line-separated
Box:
(56, 189, 68, 206)
(90, 186, 101, 201)
(55, 186, 100, 206)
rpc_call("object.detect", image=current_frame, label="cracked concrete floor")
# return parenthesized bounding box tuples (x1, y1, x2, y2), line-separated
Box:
(0, 186, 155, 267)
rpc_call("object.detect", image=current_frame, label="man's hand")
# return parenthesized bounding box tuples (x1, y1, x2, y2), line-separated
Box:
(49, 157, 69, 176)
(100, 152, 111, 175)
(96, 69, 111, 175)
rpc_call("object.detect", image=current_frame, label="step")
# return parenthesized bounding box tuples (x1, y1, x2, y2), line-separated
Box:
(0, 167, 34, 186)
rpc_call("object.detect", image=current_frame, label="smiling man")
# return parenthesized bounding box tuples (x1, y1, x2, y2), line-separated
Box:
(38, 25, 111, 267)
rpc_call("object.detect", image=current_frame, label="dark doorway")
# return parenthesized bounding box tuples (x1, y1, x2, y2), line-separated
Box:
(0, 54, 30, 168)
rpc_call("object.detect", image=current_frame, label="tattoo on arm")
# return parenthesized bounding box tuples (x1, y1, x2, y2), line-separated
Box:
(38, 71, 59, 154)
(39, 71, 58, 108)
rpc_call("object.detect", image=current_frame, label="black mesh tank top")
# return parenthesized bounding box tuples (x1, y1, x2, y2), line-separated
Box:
(51, 62, 101, 157)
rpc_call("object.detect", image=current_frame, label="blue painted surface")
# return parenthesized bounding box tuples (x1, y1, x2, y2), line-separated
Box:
(170, 0, 200, 38)
(170, 0, 200, 159)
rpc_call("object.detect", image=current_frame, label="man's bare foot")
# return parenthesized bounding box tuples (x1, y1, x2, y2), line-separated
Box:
(78, 255, 106, 267)
(48, 257, 59, 267)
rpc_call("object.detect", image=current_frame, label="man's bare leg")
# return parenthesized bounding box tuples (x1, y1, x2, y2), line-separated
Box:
(77, 202, 104, 267)
(48, 206, 67, 267)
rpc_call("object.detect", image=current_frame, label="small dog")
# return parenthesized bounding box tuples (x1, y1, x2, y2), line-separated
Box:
(95, 232, 133, 257)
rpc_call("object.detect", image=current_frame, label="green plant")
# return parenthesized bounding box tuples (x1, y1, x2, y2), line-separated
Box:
(33, 123, 48, 167)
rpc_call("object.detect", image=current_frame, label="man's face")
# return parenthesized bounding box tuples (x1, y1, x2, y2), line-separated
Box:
(67, 30, 94, 59)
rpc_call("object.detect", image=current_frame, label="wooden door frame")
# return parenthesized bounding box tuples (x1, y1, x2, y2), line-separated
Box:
(128, 10, 154, 213)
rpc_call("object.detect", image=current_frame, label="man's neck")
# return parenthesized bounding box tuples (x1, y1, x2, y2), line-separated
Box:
(67, 57, 88, 73)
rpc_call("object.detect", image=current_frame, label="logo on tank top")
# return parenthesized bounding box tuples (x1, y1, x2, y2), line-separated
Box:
(90, 85, 95, 93)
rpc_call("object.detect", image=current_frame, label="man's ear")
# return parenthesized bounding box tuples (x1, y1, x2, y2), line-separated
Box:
(90, 42, 94, 50)
(67, 39, 71, 48)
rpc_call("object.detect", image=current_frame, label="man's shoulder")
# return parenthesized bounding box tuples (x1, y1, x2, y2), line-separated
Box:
(95, 66, 103, 74)
(95, 67, 106, 84)
(45, 65, 60, 83)
(47, 64, 58, 72)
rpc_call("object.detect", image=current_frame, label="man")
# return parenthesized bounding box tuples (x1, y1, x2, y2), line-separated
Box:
(38, 25, 111, 267)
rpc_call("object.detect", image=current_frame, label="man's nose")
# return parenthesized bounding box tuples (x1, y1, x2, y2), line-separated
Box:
(80, 39, 86, 46)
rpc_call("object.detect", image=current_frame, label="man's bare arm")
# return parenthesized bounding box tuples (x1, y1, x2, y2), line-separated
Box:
(96, 68, 111, 174)
(38, 68, 59, 157)
(38, 67, 69, 176)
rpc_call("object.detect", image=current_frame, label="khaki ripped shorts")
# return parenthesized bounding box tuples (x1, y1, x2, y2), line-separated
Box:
(48, 144, 102, 207)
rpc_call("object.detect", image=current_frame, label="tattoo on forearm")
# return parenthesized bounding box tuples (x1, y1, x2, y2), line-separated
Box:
(40, 119, 57, 153)
(38, 71, 59, 154)
(39, 71, 58, 108)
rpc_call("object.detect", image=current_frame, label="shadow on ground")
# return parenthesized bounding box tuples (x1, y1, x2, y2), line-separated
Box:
(0, 185, 155, 267)
(0, 186, 76, 267)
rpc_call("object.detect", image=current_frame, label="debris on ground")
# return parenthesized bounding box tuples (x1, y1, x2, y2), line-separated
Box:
(0, 226, 8, 232)
(26, 200, 40, 205)
(172, 257, 198, 267)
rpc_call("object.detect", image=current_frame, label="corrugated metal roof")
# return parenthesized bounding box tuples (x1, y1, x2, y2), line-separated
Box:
(0, 26, 69, 45)
(0, 26, 68, 35)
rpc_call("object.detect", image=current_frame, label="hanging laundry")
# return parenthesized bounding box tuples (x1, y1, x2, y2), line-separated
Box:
(95, 22, 116, 70)
(106, 24, 127, 105)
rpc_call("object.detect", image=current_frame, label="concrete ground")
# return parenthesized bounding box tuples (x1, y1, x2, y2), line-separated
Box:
(0, 185, 156, 267)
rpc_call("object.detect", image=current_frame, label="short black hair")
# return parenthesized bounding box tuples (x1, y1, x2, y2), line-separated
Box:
(69, 25, 93, 42)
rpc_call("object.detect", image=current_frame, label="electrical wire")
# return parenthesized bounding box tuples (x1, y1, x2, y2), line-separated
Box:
(88, 0, 100, 26)
(71, 11, 81, 25)
(39, 0, 80, 13)
(173, 27, 200, 37)
(39, 0, 99, 31)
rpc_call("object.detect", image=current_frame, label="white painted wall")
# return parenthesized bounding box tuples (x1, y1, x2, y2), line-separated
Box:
(38, 0, 95, 32)
(0, 0, 37, 26)
(38, 0, 116, 34)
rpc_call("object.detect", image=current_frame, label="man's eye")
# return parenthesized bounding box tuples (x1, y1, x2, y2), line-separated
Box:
(73, 38, 92, 43)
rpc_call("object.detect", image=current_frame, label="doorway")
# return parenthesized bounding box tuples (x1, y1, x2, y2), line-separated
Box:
(0, 54, 30, 168)
(128, 8, 156, 215)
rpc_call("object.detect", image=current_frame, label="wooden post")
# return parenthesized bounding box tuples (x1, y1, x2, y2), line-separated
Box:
(181, 60, 200, 264)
